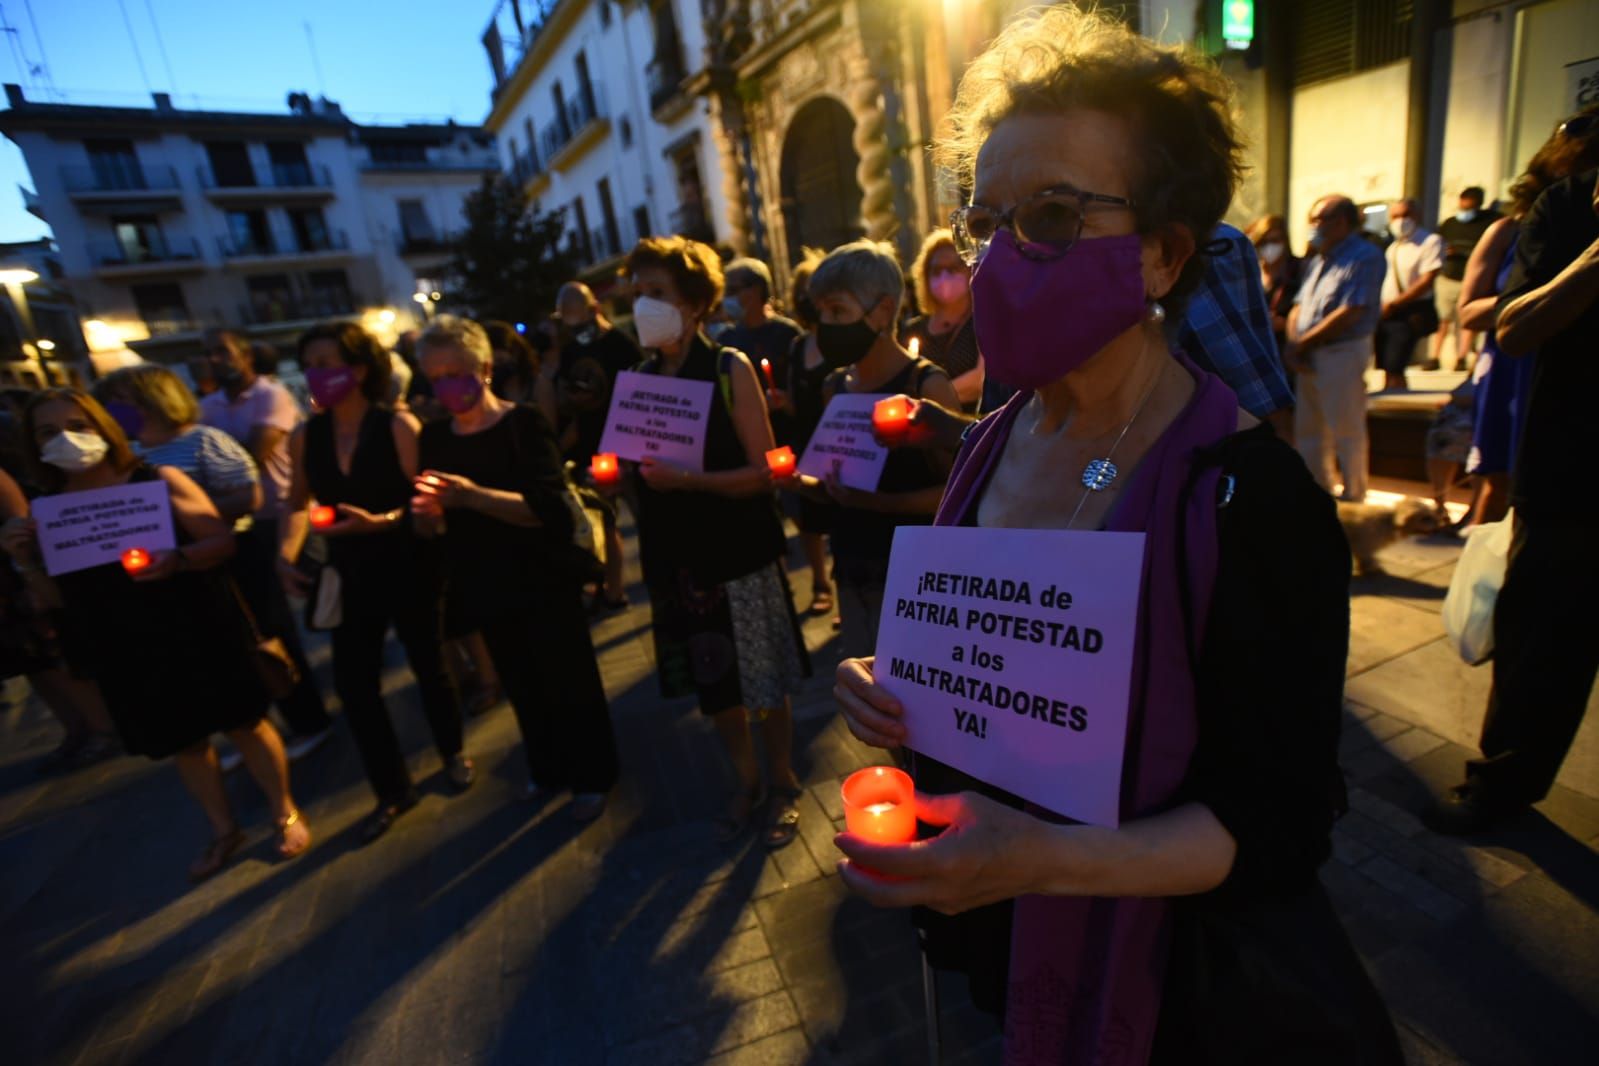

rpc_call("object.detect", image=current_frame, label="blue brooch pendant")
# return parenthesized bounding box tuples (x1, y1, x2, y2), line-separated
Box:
(1081, 459, 1119, 491)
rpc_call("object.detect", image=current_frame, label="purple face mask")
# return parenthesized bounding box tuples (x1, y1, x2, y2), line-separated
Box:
(104, 401, 145, 440)
(971, 230, 1149, 391)
(304, 366, 359, 410)
(433, 373, 484, 415)
(929, 269, 969, 305)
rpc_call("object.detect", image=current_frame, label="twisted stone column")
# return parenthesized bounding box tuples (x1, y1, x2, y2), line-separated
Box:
(848, 53, 898, 244)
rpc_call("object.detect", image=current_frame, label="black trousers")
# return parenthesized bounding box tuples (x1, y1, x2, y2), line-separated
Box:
(1471, 513, 1599, 803)
(478, 584, 619, 794)
(1376, 302, 1438, 376)
(232, 520, 330, 736)
(331, 567, 463, 806)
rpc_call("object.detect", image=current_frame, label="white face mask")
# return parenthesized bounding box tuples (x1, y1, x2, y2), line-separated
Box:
(634, 295, 685, 349)
(1455, 208, 1479, 223)
(1389, 217, 1417, 240)
(40, 430, 110, 472)
(1259, 241, 1285, 265)
(721, 296, 743, 321)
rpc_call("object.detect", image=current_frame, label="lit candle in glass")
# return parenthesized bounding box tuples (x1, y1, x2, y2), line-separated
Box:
(872, 396, 914, 440)
(907, 335, 921, 358)
(590, 452, 620, 485)
(765, 445, 796, 478)
(121, 547, 152, 574)
(309, 505, 337, 529)
(841, 766, 916, 843)
(759, 357, 776, 391)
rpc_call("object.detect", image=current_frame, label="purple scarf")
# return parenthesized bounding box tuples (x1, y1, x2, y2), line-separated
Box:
(933, 352, 1240, 1066)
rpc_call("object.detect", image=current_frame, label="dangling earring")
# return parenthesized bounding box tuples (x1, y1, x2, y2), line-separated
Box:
(1146, 299, 1166, 325)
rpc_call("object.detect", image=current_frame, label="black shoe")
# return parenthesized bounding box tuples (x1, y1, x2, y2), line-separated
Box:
(446, 753, 476, 792)
(361, 793, 419, 844)
(1423, 782, 1527, 836)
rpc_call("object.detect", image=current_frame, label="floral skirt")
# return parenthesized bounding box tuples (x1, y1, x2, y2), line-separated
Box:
(648, 561, 810, 714)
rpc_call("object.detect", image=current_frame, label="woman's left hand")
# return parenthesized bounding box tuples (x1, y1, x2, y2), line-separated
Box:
(415, 470, 479, 509)
(130, 549, 183, 583)
(320, 503, 395, 536)
(639, 458, 692, 492)
(836, 790, 1054, 915)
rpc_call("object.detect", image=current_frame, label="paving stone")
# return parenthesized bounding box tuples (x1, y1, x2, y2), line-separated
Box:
(1357, 854, 1471, 924)
(703, 1027, 811, 1066)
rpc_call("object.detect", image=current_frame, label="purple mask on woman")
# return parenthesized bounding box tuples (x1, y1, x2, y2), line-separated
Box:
(970, 230, 1149, 390)
(304, 366, 359, 410)
(433, 373, 484, 415)
(104, 401, 145, 439)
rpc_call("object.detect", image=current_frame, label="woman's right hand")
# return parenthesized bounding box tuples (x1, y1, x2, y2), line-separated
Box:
(835, 657, 907, 748)
(0, 516, 39, 565)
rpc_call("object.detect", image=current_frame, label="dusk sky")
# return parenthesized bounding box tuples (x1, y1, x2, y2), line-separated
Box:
(0, 0, 498, 242)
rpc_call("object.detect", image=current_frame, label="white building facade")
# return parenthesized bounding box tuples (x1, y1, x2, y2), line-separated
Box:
(0, 85, 498, 365)
(481, 0, 729, 302)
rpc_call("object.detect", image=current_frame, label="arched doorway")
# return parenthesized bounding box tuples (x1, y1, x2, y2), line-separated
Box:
(779, 97, 865, 264)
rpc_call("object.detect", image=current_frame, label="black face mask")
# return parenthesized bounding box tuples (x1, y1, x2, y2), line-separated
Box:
(816, 318, 879, 370)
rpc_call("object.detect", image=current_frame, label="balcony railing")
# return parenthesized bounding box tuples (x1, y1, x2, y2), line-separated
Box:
(670, 202, 715, 245)
(509, 148, 541, 186)
(142, 316, 203, 337)
(647, 53, 688, 112)
(397, 233, 451, 256)
(198, 163, 333, 191)
(484, 0, 565, 96)
(218, 229, 350, 259)
(539, 86, 607, 166)
(361, 155, 498, 173)
(87, 234, 202, 269)
(61, 164, 179, 194)
(238, 292, 360, 326)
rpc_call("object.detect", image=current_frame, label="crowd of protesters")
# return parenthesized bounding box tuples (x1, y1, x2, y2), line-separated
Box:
(1, 6, 1596, 1057)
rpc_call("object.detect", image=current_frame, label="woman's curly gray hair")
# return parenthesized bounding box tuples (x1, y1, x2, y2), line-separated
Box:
(935, 5, 1245, 301)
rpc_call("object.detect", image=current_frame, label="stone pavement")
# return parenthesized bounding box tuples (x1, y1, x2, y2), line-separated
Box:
(0, 523, 1595, 1066)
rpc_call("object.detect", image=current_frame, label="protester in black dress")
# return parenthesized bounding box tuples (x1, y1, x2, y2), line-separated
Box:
(901, 229, 982, 410)
(278, 323, 473, 843)
(614, 236, 811, 848)
(779, 240, 961, 660)
(412, 315, 619, 823)
(0, 390, 309, 881)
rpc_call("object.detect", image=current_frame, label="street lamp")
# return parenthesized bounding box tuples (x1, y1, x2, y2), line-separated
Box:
(0, 267, 40, 355)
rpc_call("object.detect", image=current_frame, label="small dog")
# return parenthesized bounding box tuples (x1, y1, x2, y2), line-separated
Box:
(1336, 497, 1446, 576)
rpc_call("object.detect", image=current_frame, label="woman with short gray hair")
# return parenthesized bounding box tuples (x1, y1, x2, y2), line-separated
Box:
(777, 239, 961, 658)
(412, 315, 619, 823)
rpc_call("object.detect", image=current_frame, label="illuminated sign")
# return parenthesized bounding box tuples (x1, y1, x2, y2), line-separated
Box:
(1223, 0, 1254, 50)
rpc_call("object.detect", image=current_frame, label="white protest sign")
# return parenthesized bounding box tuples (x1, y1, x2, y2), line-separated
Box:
(597, 370, 715, 471)
(797, 393, 890, 491)
(31, 480, 177, 577)
(873, 526, 1147, 827)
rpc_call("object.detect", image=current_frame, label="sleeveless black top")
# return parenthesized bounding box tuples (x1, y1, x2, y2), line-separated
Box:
(304, 407, 414, 576)
(634, 335, 786, 588)
(823, 356, 949, 570)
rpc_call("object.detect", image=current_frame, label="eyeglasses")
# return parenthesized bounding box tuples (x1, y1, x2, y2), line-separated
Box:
(950, 184, 1136, 265)
(1559, 113, 1597, 139)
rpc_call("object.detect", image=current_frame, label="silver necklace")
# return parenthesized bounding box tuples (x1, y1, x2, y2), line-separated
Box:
(1066, 370, 1162, 529)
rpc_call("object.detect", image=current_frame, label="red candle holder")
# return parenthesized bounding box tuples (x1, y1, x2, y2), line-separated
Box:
(309, 505, 337, 529)
(121, 547, 152, 574)
(841, 766, 917, 844)
(872, 396, 914, 439)
(590, 452, 620, 485)
(765, 445, 796, 478)
(759, 358, 776, 391)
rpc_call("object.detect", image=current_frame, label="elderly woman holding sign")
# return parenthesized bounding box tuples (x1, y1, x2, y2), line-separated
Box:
(832, 9, 1400, 1064)
(617, 236, 809, 847)
(0, 389, 309, 881)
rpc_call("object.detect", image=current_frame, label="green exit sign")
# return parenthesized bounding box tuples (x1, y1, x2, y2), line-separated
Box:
(1222, 0, 1254, 49)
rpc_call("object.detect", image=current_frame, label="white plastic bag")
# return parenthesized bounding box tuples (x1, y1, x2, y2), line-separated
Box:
(1442, 511, 1513, 665)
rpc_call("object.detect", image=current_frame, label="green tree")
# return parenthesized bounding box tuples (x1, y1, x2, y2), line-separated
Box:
(440, 174, 575, 324)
